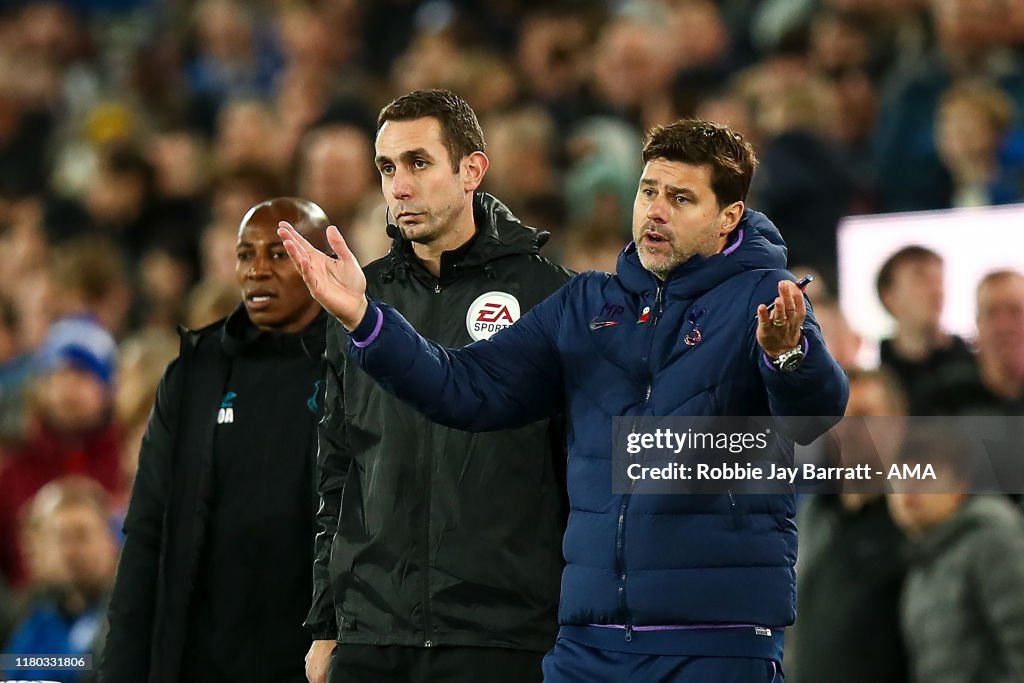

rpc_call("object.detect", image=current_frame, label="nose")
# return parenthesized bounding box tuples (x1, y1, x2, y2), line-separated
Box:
(248, 252, 271, 279)
(646, 196, 669, 225)
(391, 167, 413, 201)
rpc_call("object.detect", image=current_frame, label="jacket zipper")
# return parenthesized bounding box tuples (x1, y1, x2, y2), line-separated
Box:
(423, 429, 434, 647)
(728, 489, 740, 528)
(617, 285, 664, 642)
(423, 274, 442, 647)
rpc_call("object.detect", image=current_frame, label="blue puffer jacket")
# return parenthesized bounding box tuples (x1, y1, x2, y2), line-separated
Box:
(348, 209, 849, 656)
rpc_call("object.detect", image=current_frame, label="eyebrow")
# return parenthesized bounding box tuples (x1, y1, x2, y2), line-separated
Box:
(375, 148, 436, 167)
(639, 178, 697, 199)
(236, 240, 285, 249)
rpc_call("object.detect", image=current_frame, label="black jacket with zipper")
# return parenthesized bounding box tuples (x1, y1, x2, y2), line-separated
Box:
(98, 307, 327, 683)
(304, 193, 573, 652)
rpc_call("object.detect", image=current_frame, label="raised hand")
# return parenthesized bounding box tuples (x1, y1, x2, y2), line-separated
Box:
(756, 279, 807, 358)
(278, 222, 369, 330)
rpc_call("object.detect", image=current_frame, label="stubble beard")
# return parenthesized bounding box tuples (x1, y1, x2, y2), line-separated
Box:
(397, 196, 463, 247)
(639, 242, 693, 281)
(637, 226, 721, 280)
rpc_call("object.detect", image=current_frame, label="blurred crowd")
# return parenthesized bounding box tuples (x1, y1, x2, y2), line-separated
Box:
(1, 0, 1024, 680)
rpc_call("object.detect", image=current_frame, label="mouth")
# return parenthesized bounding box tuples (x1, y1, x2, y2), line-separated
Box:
(245, 291, 277, 310)
(397, 211, 424, 222)
(642, 229, 669, 245)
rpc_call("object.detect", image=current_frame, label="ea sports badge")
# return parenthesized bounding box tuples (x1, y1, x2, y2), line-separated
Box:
(466, 291, 521, 341)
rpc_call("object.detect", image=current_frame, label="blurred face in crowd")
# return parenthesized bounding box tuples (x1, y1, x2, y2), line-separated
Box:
(937, 99, 1000, 172)
(847, 376, 904, 417)
(375, 116, 485, 246)
(632, 159, 742, 280)
(50, 502, 116, 596)
(882, 256, 945, 330)
(828, 67, 878, 145)
(36, 367, 109, 433)
(810, 14, 869, 73)
(887, 473, 966, 537)
(235, 214, 321, 333)
(517, 13, 589, 98)
(196, 0, 252, 62)
(216, 102, 277, 169)
(815, 302, 861, 370)
(593, 20, 676, 108)
(669, 0, 728, 68)
(301, 126, 374, 218)
(933, 0, 1007, 55)
(976, 274, 1024, 372)
(86, 168, 146, 225)
(840, 374, 906, 467)
(149, 130, 207, 199)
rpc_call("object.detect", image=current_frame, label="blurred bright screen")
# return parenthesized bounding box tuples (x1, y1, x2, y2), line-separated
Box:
(838, 203, 1024, 361)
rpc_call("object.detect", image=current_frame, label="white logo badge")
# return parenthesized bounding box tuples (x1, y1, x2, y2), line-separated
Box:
(466, 291, 521, 341)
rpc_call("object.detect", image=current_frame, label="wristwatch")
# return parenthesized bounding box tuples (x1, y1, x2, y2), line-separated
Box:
(771, 338, 806, 372)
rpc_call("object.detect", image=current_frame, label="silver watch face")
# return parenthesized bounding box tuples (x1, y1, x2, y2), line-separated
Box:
(776, 349, 805, 372)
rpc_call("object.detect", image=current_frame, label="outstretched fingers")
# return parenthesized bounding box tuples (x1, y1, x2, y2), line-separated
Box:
(279, 221, 325, 297)
(278, 221, 311, 261)
(325, 225, 359, 267)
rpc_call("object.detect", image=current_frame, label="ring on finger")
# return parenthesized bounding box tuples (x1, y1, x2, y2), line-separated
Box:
(772, 319, 785, 327)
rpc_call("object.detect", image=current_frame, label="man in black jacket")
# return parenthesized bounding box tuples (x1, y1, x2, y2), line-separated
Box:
(98, 198, 331, 683)
(301, 89, 572, 683)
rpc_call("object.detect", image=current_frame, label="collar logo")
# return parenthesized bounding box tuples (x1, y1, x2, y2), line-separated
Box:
(590, 302, 624, 330)
(217, 391, 236, 424)
(307, 380, 321, 413)
(466, 291, 521, 341)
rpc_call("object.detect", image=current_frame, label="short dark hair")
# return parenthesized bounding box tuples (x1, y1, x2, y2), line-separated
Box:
(978, 269, 1024, 294)
(377, 89, 486, 172)
(50, 237, 128, 305)
(875, 245, 942, 307)
(641, 119, 757, 208)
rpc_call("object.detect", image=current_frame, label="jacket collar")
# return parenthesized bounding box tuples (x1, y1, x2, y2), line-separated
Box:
(220, 305, 328, 358)
(616, 208, 789, 300)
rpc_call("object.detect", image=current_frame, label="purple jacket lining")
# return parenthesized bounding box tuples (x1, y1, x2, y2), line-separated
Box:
(352, 306, 384, 348)
(588, 623, 765, 631)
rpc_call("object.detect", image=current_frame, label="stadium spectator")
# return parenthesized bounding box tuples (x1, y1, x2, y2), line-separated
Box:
(888, 428, 1024, 683)
(294, 123, 376, 244)
(789, 369, 909, 683)
(812, 298, 862, 371)
(872, 0, 1024, 212)
(915, 270, 1024, 414)
(0, 316, 119, 587)
(875, 245, 973, 403)
(1, 477, 118, 683)
(935, 82, 1024, 207)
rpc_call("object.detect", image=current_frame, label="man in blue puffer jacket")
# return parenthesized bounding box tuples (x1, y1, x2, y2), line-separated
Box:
(279, 119, 849, 682)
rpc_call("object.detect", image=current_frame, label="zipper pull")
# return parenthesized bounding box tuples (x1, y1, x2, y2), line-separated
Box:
(625, 624, 634, 642)
(652, 286, 664, 325)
